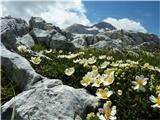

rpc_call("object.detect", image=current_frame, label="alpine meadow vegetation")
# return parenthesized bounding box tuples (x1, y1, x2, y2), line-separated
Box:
(3, 44, 160, 120)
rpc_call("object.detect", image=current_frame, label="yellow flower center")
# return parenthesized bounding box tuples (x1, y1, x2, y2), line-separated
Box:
(137, 79, 143, 86)
(34, 58, 39, 63)
(156, 96, 160, 105)
(96, 79, 101, 85)
(106, 77, 113, 84)
(84, 79, 90, 85)
(105, 109, 111, 118)
(101, 91, 108, 99)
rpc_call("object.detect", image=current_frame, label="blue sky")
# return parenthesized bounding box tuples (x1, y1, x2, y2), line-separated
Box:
(83, 1, 159, 36)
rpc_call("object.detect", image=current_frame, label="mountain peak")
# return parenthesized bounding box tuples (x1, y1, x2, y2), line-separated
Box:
(92, 21, 116, 30)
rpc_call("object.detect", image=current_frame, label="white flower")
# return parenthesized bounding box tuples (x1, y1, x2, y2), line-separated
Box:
(100, 61, 110, 69)
(30, 56, 41, 65)
(92, 75, 103, 87)
(92, 65, 98, 71)
(17, 45, 27, 52)
(103, 69, 116, 76)
(149, 94, 160, 108)
(81, 70, 99, 87)
(98, 101, 117, 120)
(103, 71, 115, 86)
(107, 56, 114, 61)
(81, 74, 93, 87)
(64, 67, 75, 76)
(45, 49, 52, 53)
(87, 56, 97, 64)
(73, 59, 81, 63)
(155, 67, 160, 73)
(59, 50, 63, 53)
(111, 62, 119, 67)
(99, 55, 106, 60)
(96, 88, 113, 99)
(143, 63, 154, 70)
(126, 60, 138, 65)
(132, 75, 148, 92)
(117, 90, 123, 96)
(79, 58, 87, 64)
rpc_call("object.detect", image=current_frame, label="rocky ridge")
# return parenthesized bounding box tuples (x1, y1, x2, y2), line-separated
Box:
(1, 16, 160, 120)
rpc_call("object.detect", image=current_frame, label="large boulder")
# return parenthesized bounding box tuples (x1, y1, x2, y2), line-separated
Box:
(1, 16, 30, 50)
(90, 39, 123, 50)
(29, 17, 73, 41)
(16, 34, 35, 48)
(30, 28, 55, 45)
(49, 33, 76, 51)
(1, 44, 42, 90)
(1, 81, 98, 120)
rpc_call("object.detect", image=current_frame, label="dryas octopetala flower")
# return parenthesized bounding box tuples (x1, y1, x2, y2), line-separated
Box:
(92, 75, 103, 87)
(103, 71, 115, 86)
(80, 70, 98, 87)
(99, 55, 106, 60)
(87, 56, 97, 64)
(30, 56, 41, 65)
(73, 59, 81, 63)
(64, 67, 75, 76)
(92, 65, 98, 71)
(81, 74, 93, 87)
(97, 101, 117, 120)
(100, 61, 110, 69)
(132, 75, 148, 92)
(96, 88, 113, 99)
(17, 45, 27, 52)
(45, 49, 52, 53)
(59, 50, 63, 53)
(117, 90, 123, 96)
(149, 94, 160, 108)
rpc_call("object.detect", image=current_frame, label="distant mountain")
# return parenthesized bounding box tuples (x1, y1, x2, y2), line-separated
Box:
(91, 21, 116, 30)
(66, 22, 116, 34)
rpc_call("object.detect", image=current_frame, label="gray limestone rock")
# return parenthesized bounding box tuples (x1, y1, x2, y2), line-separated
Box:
(1, 83, 98, 120)
(16, 34, 35, 48)
(1, 44, 42, 90)
(1, 16, 30, 50)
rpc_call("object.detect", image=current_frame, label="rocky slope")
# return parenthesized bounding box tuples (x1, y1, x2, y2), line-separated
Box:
(1, 16, 160, 120)
(1, 16, 98, 120)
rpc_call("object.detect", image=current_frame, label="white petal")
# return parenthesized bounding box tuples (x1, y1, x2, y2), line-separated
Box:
(151, 104, 159, 108)
(134, 85, 139, 90)
(132, 81, 137, 85)
(143, 80, 147, 85)
(107, 91, 113, 97)
(110, 116, 117, 120)
(135, 76, 140, 80)
(140, 75, 144, 79)
(149, 95, 156, 103)
(140, 86, 146, 92)
(98, 114, 106, 120)
(111, 106, 117, 115)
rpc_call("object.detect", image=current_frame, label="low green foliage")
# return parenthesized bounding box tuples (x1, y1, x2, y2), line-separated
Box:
(31, 44, 47, 52)
(19, 45, 160, 119)
(1, 69, 21, 105)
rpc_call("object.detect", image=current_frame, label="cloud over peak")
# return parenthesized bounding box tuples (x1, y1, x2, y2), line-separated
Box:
(1, 0, 91, 28)
(104, 17, 147, 33)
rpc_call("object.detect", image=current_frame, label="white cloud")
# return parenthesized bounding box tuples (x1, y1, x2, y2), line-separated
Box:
(104, 17, 147, 33)
(1, 0, 91, 28)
